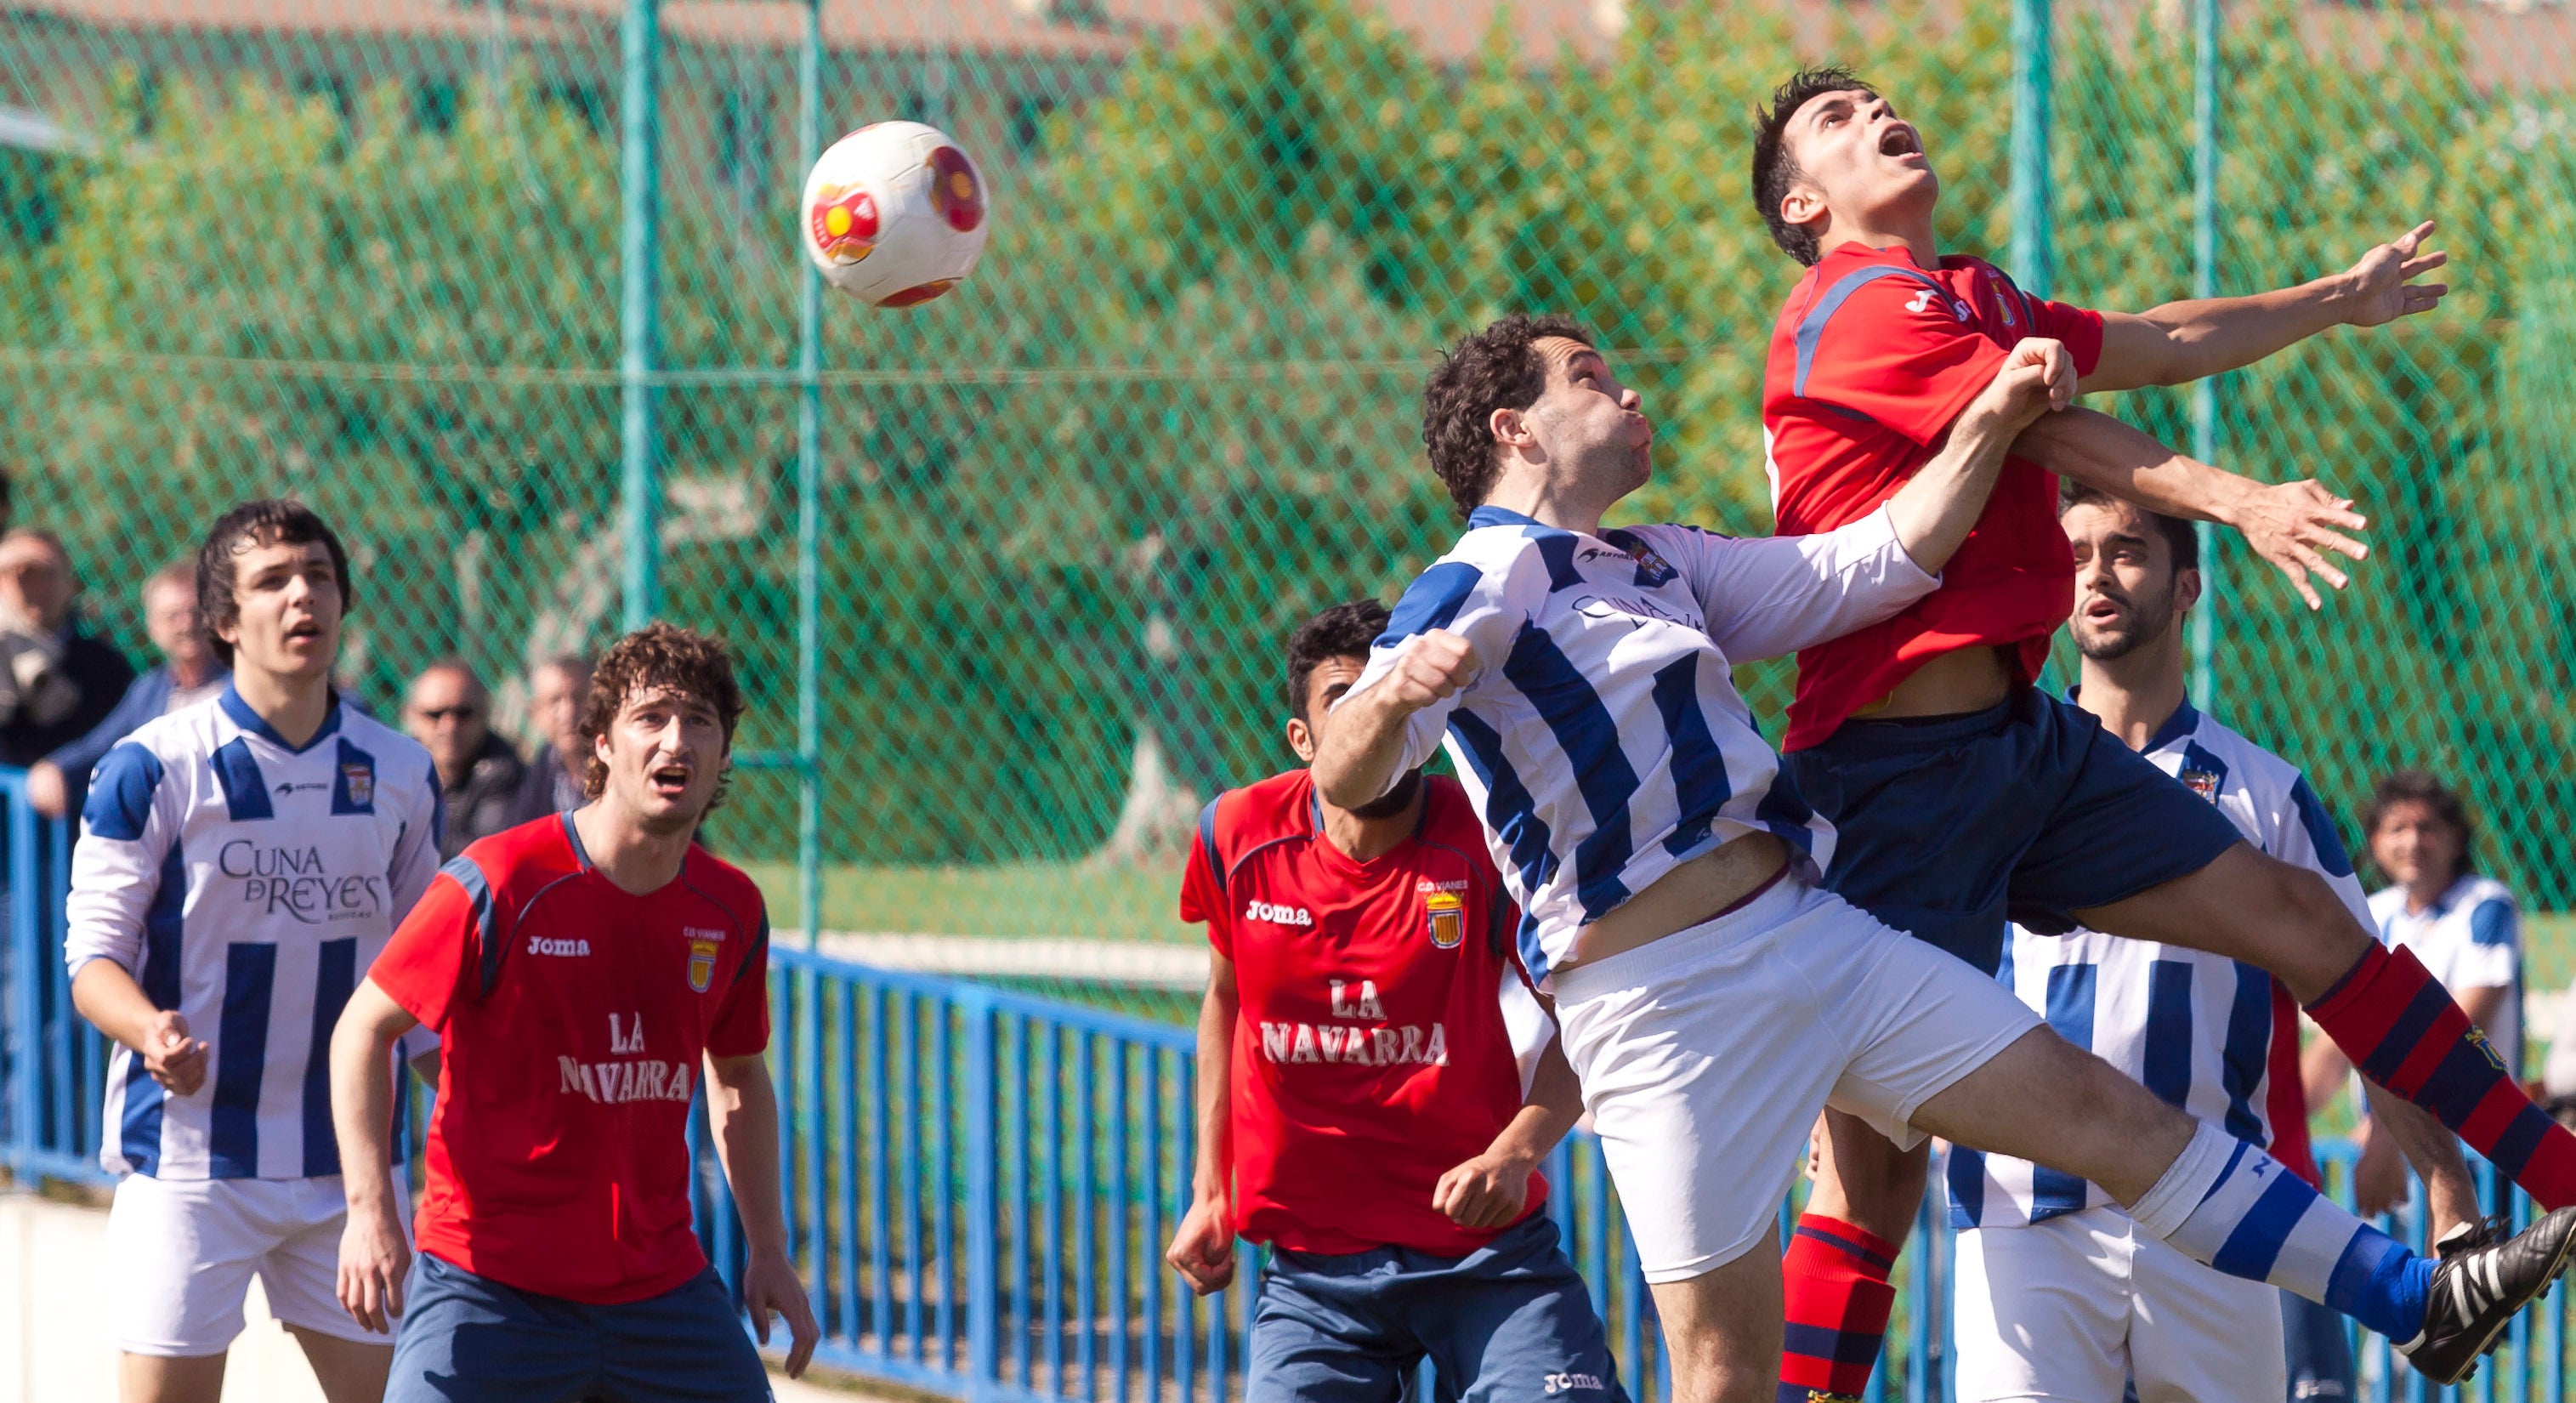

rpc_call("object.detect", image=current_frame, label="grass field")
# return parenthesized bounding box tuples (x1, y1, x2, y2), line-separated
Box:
(736, 860, 1194, 944)
(736, 861, 2576, 1035)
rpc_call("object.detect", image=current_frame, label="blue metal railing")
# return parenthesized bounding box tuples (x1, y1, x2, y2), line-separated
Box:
(0, 765, 2564, 1401)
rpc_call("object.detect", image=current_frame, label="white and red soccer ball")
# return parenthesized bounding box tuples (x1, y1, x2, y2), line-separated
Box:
(801, 120, 990, 309)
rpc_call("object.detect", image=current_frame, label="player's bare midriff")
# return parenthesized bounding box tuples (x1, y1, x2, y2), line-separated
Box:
(1855, 642, 2015, 720)
(1563, 830, 1793, 972)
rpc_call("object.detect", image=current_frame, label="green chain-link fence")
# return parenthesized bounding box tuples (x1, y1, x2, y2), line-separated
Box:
(2, 0, 2571, 1025)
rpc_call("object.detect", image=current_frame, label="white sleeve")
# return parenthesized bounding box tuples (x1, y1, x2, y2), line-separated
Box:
(1648, 506, 1940, 663)
(387, 754, 445, 923)
(64, 741, 179, 980)
(2267, 772, 2375, 931)
(1338, 546, 1541, 781)
(2455, 895, 2522, 991)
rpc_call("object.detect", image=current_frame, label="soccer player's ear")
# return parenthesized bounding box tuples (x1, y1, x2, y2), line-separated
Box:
(1285, 717, 1318, 764)
(1489, 405, 1532, 452)
(2173, 565, 2204, 617)
(1779, 184, 1826, 235)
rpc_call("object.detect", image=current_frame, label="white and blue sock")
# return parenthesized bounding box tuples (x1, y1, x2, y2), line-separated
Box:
(2125, 1121, 2433, 1343)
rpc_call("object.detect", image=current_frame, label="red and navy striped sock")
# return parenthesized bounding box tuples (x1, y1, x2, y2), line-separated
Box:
(1778, 1213, 1897, 1403)
(2307, 941, 2576, 1208)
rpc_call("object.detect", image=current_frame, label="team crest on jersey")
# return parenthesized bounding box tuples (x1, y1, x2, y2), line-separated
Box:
(1425, 890, 1465, 950)
(684, 926, 725, 992)
(2179, 768, 2221, 804)
(340, 761, 373, 808)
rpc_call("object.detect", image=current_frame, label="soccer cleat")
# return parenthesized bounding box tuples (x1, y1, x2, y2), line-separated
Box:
(2398, 1207, 2576, 1384)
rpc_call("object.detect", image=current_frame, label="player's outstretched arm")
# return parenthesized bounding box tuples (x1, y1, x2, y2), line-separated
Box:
(331, 977, 420, 1335)
(1881, 337, 2075, 574)
(1166, 953, 1240, 1296)
(1311, 631, 1474, 810)
(2085, 221, 2448, 394)
(1433, 1028, 1586, 1230)
(2017, 407, 2368, 610)
(706, 1051, 822, 1377)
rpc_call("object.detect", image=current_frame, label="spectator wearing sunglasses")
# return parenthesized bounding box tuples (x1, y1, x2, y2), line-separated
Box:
(403, 658, 525, 861)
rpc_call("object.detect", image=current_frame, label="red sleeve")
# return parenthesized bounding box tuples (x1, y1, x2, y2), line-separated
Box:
(707, 912, 773, 1058)
(369, 871, 479, 1031)
(1178, 799, 1234, 959)
(2024, 291, 2106, 378)
(1796, 276, 2013, 446)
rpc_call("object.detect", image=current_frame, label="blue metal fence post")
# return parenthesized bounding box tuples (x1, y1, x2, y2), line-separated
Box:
(6, 779, 38, 1166)
(618, 0, 662, 631)
(2187, 0, 2222, 709)
(964, 988, 1000, 1401)
(2007, 0, 2054, 298)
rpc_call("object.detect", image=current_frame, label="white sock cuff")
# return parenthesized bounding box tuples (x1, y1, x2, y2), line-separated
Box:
(2123, 1120, 2237, 1240)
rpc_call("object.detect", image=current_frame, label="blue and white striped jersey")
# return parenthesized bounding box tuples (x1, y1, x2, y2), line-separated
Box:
(1349, 503, 1938, 983)
(1950, 698, 2368, 1228)
(2370, 875, 2521, 1077)
(65, 685, 443, 1179)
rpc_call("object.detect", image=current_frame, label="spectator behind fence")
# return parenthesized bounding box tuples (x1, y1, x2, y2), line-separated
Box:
(403, 658, 525, 861)
(26, 562, 228, 821)
(0, 529, 137, 771)
(2306, 770, 2525, 1217)
(508, 653, 591, 824)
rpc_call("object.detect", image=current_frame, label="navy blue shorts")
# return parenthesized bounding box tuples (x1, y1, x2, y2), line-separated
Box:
(1247, 1213, 1627, 1403)
(1779, 688, 2241, 975)
(385, 1252, 770, 1403)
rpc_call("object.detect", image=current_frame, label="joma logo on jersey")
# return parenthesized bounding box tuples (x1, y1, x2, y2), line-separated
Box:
(528, 935, 591, 957)
(1542, 1373, 1606, 1395)
(1244, 900, 1314, 928)
(1904, 288, 1970, 321)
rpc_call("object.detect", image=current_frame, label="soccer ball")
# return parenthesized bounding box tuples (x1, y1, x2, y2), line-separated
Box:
(801, 121, 990, 308)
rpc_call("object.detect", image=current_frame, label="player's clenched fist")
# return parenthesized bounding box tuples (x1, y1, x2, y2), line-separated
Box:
(1972, 337, 2076, 434)
(1377, 628, 1476, 713)
(142, 1010, 209, 1097)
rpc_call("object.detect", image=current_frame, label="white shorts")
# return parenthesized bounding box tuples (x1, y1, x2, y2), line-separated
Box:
(1955, 1205, 2288, 1403)
(1549, 876, 2042, 1283)
(106, 1172, 403, 1356)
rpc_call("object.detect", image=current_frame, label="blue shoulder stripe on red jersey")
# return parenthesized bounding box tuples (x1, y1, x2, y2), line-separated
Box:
(1791, 263, 1954, 397)
(1196, 797, 1225, 894)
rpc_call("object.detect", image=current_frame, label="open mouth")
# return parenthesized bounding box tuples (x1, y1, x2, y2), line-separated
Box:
(284, 619, 323, 643)
(648, 763, 691, 795)
(1880, 125, 1923, 160)
(2081, 597, 2127, 625)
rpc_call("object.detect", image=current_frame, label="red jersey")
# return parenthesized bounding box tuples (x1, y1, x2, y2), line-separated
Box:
(2265, 981, 2323, 1188)
(1762, 241, 2107, 750)
(1180, 770, 1540, 1257)
(367, 813, 770, 1304)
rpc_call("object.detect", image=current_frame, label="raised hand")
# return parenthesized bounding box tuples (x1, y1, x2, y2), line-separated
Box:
(2342, 220, 2448, 328)
(1378, 629, 1477, 714)
(2235, 479, 2369, 610)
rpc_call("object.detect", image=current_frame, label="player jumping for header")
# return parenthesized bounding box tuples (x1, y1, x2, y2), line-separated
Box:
(1315, 315, 2575, 1403)
(332, 623, 818, 1403)
(1747, 65, 2576, 1401)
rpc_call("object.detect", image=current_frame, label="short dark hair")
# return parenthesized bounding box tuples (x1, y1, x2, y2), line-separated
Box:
(1421, 314, 1596, 519)
(1750, 65, 1873, 266)
(2364, 770, 2477, 878)
(196, 499, 353, 667)
(579, 622, 746, 804)
(2059, 480, 2201, 572)
(1286, 599, 1393, 723)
